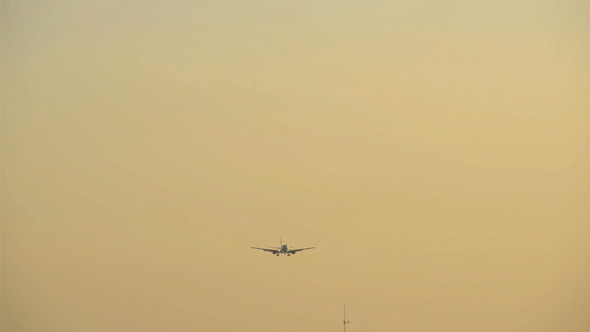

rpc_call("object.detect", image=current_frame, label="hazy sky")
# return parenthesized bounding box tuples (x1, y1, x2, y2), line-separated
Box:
(2, 1, 590, 331)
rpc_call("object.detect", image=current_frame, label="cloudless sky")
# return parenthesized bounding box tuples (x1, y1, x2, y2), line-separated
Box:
(2, 1, 590, 331)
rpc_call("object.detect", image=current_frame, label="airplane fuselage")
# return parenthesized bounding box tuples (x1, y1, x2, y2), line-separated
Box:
(275, 245, 291, 255)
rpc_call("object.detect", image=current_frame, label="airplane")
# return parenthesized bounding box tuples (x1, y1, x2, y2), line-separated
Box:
(251, 236, 315, 256)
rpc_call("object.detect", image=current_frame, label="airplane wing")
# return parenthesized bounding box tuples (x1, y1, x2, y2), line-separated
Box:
(288, 247, 315, 254)
(251, 247, 278, 254)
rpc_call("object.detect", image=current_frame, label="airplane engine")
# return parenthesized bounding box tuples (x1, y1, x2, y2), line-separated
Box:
(272, 251, 278, 255)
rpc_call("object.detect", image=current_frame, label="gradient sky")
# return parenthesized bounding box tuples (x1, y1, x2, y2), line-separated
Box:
(2, 1, 590, 331)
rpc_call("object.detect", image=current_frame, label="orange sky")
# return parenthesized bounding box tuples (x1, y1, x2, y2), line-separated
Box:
(2, 1, 590, 331)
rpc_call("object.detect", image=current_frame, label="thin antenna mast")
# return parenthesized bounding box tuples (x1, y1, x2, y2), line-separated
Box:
(343, 305, 350, 332)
